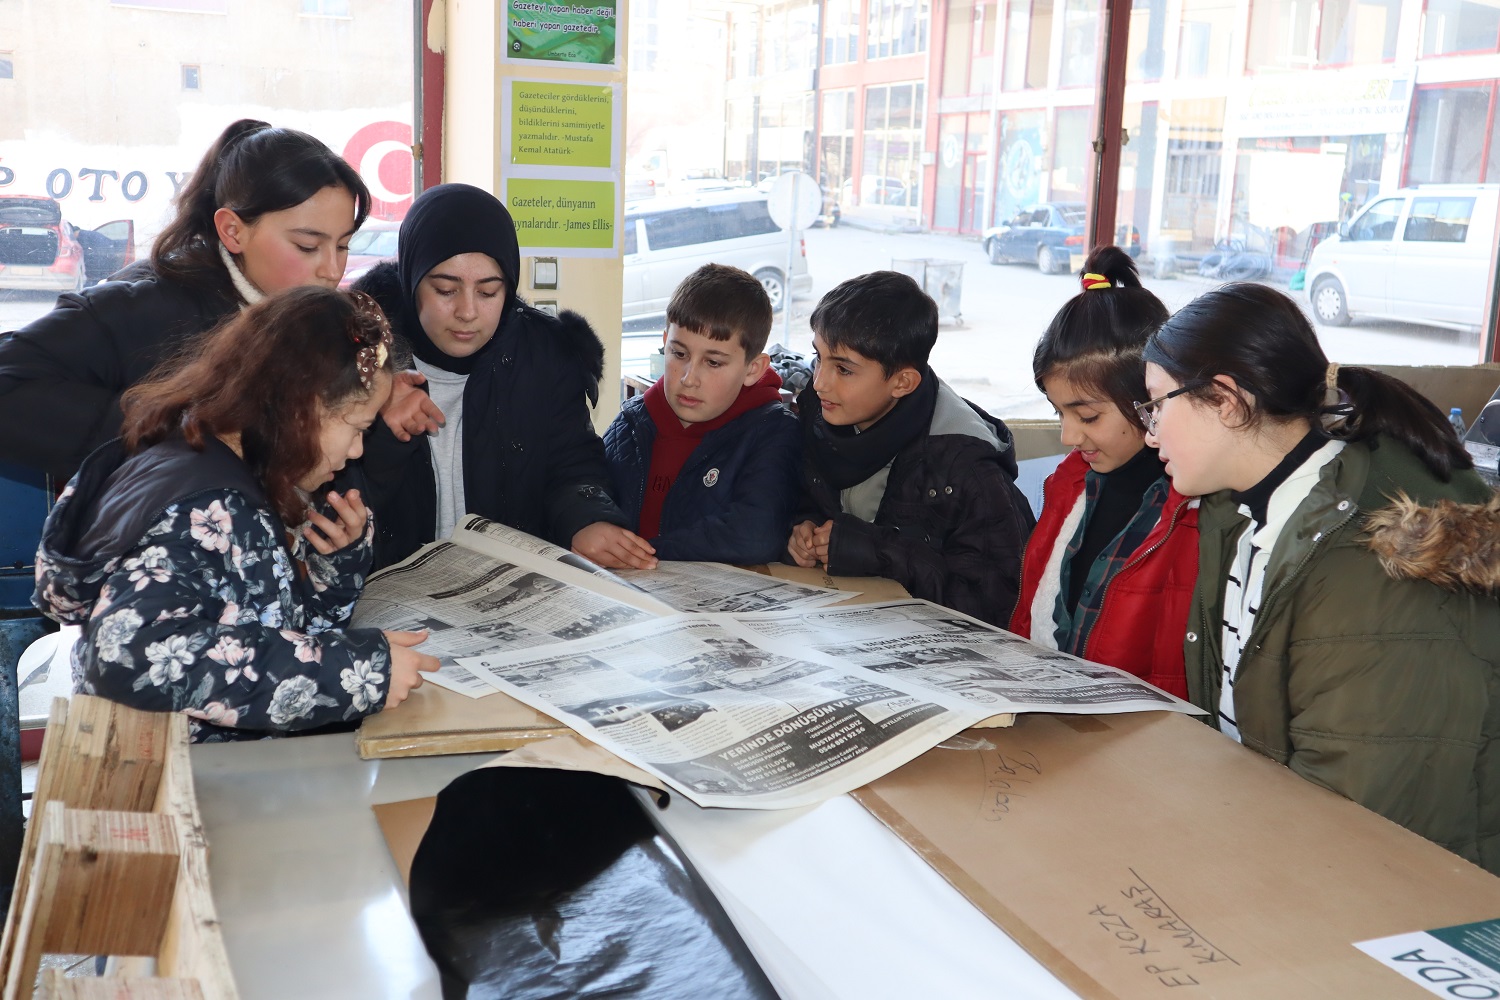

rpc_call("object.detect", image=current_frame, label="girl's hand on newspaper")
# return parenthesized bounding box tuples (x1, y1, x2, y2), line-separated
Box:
(382, 629, 440, 710)
(305, 489, 369, 554)
(380, 370, 446, 442)
(571, 522, 658, 570)
(788, 520, 820, 568)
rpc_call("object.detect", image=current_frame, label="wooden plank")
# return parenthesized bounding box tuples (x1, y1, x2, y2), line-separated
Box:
(0, 699, 69, 992)
(6, 804, 180, 1000)
(39, 970, 205, 1000)
(150, 715, 237, 1000)
(44, 809, 180, 958)
(4, 803, 68, 1000)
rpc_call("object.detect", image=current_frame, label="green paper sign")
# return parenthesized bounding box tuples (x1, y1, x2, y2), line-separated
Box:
(507, 0, 617, 66)
(511, 82, 613, 168)
(508, 178, 615, 250)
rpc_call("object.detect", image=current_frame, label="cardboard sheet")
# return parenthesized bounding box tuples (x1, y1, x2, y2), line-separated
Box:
(851, 711, 1500, 1000)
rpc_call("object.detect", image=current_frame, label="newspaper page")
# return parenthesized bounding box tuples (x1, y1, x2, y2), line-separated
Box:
(352, 536, 667, 698)
(463, 515, 848, 612)
(614, 561, 850, 613)
(456, 615, 987, 809)
(732, 600, 1198, 715)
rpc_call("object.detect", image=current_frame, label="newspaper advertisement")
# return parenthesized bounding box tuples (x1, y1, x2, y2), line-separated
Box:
(615, 561, 850, 613)
(734, 600, 1191, 715)
(352, 532, 667, 697)
(453, 605, 1198, 808)
(457, 614, 987, 808)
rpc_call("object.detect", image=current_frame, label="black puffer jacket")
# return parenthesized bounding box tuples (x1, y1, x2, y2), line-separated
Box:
(351, 262, 626, 569)
(0, 260, 238, 480)
(796, 380, 1035, 625)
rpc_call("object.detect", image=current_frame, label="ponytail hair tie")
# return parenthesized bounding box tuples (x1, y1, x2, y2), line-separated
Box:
(1320, 361, 1353, 433)
(1081, 272, 1111, 291)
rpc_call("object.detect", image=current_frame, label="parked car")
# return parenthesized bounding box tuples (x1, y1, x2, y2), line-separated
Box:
(0, 194, 134, 293)
(981, 202, 1141, 274)
(1305, 183, 1499, 333)
(841, 175, 909, 207)
(339, 219, 401, 289)
(623, 189, 812, 318)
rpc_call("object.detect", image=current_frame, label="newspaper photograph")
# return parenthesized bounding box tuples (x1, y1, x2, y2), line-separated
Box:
(614, 561, 851, 614)
(457, 615, 986, 809)
(352, 540, 662, 697)
(732, 600, 1197, 715)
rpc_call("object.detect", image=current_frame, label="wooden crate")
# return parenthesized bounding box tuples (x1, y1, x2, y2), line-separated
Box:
(0, 696, 236, 999)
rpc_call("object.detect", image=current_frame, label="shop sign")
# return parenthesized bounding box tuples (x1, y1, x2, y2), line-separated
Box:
(1235, 70, 1413, 139)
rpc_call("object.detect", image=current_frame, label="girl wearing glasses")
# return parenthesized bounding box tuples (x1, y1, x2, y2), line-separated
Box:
(1010, 247, 1196, 698)
(1142, 282, 1498, 873)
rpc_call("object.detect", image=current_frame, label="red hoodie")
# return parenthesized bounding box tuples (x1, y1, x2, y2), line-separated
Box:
(639, 367, 783, 539)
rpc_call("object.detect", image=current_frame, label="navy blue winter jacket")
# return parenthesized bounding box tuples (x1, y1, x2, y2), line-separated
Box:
(603, 396, 802, 565)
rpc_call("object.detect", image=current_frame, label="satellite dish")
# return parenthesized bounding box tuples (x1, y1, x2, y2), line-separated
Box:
(766, 171, 822, 231)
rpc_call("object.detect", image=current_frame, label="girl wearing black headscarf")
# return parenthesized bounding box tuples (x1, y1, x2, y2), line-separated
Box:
(352, 183, 647, 571)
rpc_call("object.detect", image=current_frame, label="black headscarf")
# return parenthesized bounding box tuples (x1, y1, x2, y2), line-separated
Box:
(397, 183, 522, 375)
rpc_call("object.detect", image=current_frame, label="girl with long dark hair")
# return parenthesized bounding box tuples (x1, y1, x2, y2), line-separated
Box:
(1011, 247, 1196, 697)
(1142, 281, 1499, 872)
(0, 119, 372, 481)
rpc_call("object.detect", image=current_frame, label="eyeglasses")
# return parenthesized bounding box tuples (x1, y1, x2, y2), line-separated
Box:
(1133, 384, 1200, 436)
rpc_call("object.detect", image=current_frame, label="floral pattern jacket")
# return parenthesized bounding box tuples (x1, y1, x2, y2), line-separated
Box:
(33, 435, 392, 742)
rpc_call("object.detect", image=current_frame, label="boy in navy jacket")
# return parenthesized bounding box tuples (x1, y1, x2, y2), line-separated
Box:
(603, 264, 801, 564)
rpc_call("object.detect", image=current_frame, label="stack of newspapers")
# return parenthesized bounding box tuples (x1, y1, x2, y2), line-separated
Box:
(352, 515, 1198, 809)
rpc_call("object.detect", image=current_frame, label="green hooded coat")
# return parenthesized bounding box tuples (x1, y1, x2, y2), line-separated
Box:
(1186, 434, 1500, 873)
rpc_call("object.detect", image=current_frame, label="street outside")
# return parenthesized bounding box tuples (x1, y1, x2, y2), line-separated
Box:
(626, 224, 1488, 420)
(3, 224, 1484, 425)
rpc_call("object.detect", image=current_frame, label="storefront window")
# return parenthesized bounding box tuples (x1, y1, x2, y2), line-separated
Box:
(1248, 0, 1318, 70)
(867, 0, 930, 59)
(1126, 0, 1168, 81)
(1408, 84, 1495, 183)
(855, 82, 924, 207)
(0, 2, 414, 333)
(1318, 0, 1400, 62)
(1002, 0, 1054, 90)
(1421, 0, 1500, 55)
(824, 0, 862, 64)
(1060, 0, 1100, 87)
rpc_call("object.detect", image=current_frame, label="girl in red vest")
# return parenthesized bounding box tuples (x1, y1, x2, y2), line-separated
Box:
(1009, 246, 1195, 698)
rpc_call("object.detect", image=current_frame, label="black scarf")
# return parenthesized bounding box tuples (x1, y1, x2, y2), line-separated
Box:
(798, 368, 938, 491)
(396, 183, 523, 376)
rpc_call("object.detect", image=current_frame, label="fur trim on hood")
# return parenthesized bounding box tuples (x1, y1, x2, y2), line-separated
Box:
(1363, 491, 1500, 594)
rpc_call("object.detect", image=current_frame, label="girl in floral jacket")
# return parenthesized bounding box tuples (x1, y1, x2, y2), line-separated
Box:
(33, 287, 438, 741)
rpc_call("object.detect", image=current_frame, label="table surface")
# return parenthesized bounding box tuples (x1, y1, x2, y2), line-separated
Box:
(192, 732, 1077, 1000)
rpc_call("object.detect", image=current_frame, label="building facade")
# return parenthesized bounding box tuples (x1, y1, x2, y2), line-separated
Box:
(719, 0, 1500, 257)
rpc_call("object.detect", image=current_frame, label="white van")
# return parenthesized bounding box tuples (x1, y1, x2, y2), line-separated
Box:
(1305, 183, 1498, 333)
(623, 189, 812, 321)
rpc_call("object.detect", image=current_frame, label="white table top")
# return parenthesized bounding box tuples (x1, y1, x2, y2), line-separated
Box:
(192, 733, 1076, 1000)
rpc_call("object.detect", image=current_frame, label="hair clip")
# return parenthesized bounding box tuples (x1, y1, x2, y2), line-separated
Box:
(1081, 272, 1112, 291)
(348, 290, 393, 390)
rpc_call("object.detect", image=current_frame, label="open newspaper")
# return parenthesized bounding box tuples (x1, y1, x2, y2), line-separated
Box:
(350, 515, 852, 697)
(453, 600, 1200, 810)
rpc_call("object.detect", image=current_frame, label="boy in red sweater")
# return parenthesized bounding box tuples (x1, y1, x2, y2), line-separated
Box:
(602, 264, 802, 564)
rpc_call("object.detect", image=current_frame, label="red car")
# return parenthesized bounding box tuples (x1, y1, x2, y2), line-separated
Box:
(0, 194, 135, 293)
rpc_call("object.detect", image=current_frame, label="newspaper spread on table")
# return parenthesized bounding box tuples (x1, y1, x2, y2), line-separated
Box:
(351, 515, 850, 697)
(454, 600, 1199, 809)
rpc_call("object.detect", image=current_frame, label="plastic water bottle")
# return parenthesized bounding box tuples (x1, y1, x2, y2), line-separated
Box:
(1449, 407, 1467, 439)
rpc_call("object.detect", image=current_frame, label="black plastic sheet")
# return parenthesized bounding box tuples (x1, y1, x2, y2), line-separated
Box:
(408, 766, 780, 1000)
